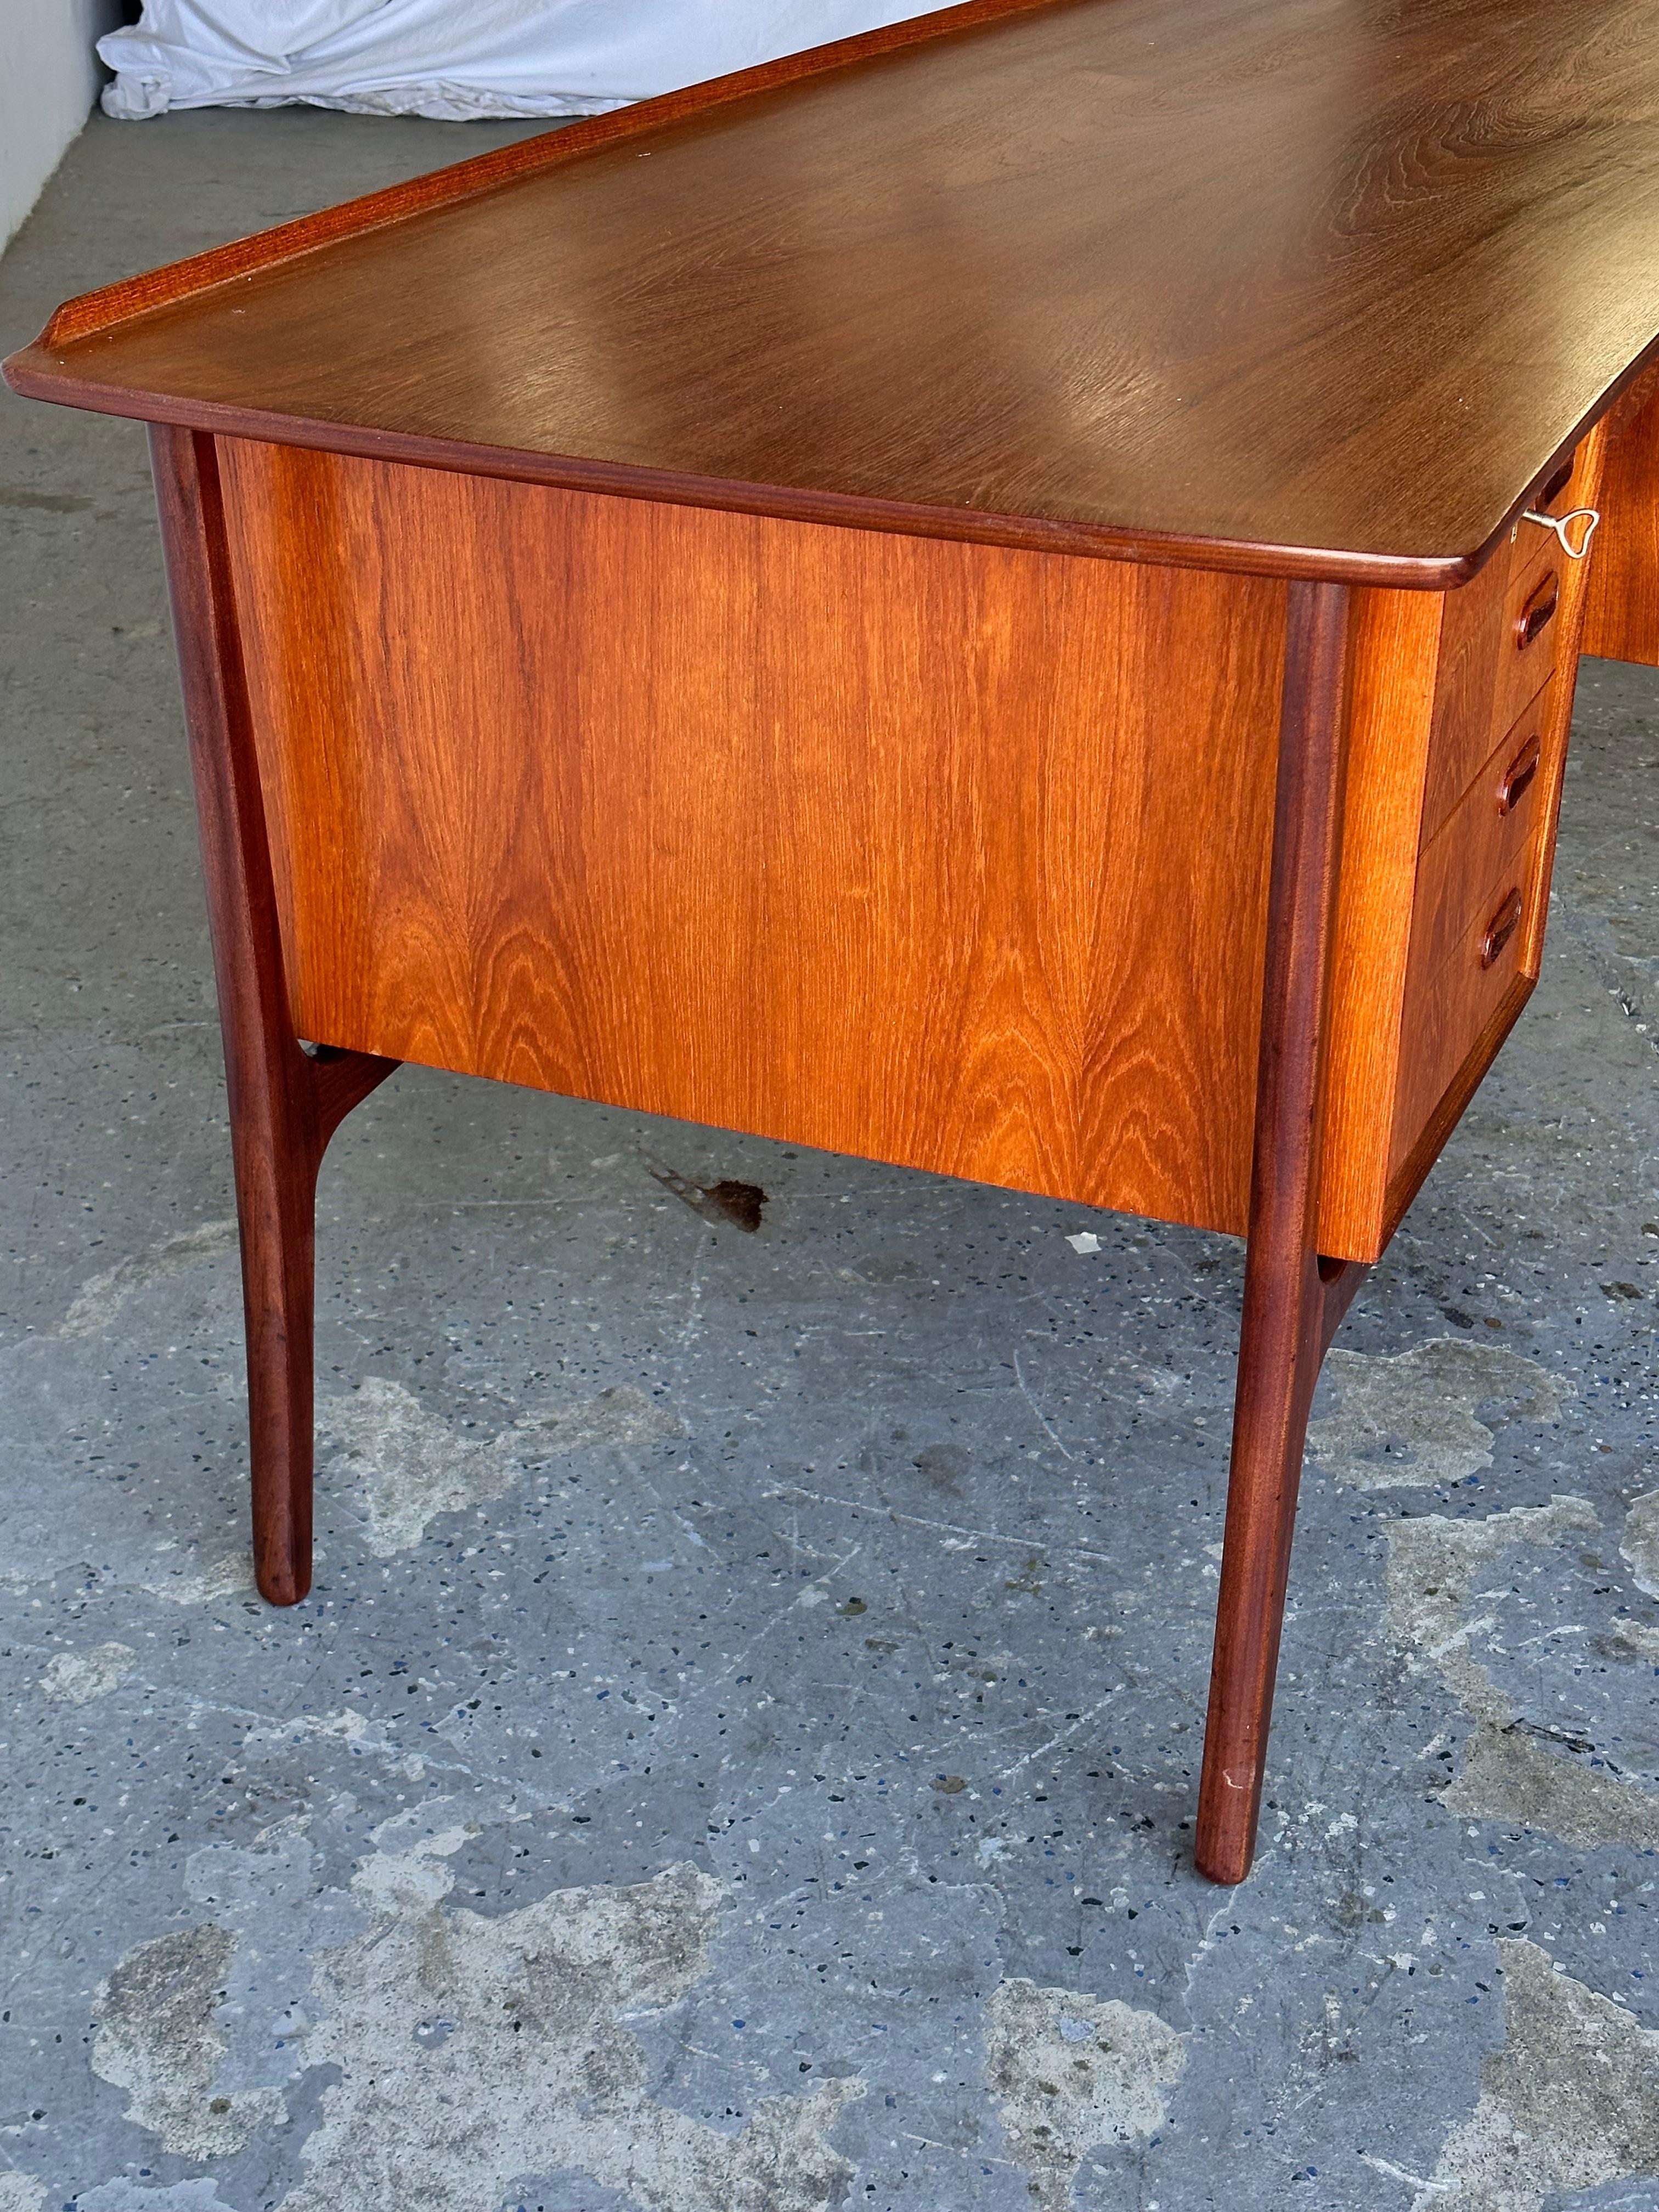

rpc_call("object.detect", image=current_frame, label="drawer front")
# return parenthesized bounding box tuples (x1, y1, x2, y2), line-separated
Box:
(1391, 703, 1551, 1173)
(1421, 433, 1592, 839)
(1391, 835, 1535, 1173)
(1492, 539, 1568, 737)
(1507, 439, 1597, 581)
(1408, 685, 1552, 990)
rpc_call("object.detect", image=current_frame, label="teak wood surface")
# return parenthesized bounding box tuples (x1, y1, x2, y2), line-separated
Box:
(207, 430, 1606, 1269)
(11, 0, 1659, 582)
(1586, 365, 1659, 668)
(218, 436, 1286, 1244)
(9, 0, 1659, 1887)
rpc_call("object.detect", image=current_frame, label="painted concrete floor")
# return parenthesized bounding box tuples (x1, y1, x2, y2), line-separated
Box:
(3, 106, 1659, 2212)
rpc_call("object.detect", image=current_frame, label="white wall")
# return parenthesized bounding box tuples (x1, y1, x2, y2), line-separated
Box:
(1, 0, 127, 254)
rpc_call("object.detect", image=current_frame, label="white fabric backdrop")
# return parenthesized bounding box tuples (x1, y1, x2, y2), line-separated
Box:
(99, 1, 936, 120)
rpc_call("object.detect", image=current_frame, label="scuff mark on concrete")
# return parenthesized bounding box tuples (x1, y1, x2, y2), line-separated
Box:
(39, 1640, 136, 1704)
(76, 2183, 233, 2211)
(1309, 1339, 1571, 1488)
(1615, 1616, 1659, 1661)
(1384, 1496, 1598, 1726)
(321, 1376, 681, 1555)
(136, 1548, 255, 1606)
(516, 1381, 684, 1453)
(1413, 1939, 1659, 2212)
(1620, 1488, 1659, 1599)
(1442, 1724, 1659, 1850)
(0, 2175, 49, 2212)
(91, 1923, 286, 2160)
(985, 1978, 1184, 2212)
(274, 1850, 859, 2209)
(321, 1378, 520, 1555)
(1387, 1498, 1659, 1846)
(347, 1820, 474, 1916)
(60, 1220, 238, 1337)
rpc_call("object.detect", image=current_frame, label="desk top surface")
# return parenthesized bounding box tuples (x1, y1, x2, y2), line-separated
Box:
(10, 0, 1659, 585)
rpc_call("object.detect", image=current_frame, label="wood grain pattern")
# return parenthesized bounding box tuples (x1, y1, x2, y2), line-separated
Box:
(1197, 580, 1357, 1886)
(13, 0, 1659, 581)
(1316, 584, 1444, 1259)
(1420, 547, 1522, 839)
(1408, 693, 1552, 1002)
(1491, 543, 1568, 742)
(1385, 422, 1605, 1194)
(1389, 853, 1535, 1180)
(1421, 426, 1593, 837)
(215, 435, 1604, 1269)
(1584, 363, 1659, 665)
(1389, 416, 1610, 1177)
(148, 426, 398, 1607)
(217, 436, 1290, 1239)
(33, 0, 1051, 349)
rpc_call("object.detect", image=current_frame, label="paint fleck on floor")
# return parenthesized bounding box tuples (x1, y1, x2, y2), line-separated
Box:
(4, 108, 1659, 2212)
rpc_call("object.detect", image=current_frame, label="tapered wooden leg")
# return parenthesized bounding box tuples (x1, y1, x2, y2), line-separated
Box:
(149, 425, 398, 1606)
(1195, 579, 1369, 1886)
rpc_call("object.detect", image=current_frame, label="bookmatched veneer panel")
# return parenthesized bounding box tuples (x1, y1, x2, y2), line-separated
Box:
(219, 437, 1293, 1238)
(213, 427, 1609, 1269)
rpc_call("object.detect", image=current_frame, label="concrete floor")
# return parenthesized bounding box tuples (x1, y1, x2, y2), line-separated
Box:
(3, 108, 1659, 2212)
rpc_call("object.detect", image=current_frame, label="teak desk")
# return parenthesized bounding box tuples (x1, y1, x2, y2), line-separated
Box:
(10, 0, 1659, 1883)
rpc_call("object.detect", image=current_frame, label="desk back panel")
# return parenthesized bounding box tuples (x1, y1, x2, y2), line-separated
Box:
(218, 437, 1289, 1238)
(1584, 366, 1659, 669)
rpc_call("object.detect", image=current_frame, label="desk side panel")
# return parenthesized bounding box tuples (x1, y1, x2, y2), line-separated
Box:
(218, 439, 1285, 1235)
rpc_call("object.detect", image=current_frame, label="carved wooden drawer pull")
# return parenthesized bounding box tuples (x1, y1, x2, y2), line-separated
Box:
(1497, 733, 1541, 815)
(1515, 572, 1559, 649)
(1480, 887, 1524, 968)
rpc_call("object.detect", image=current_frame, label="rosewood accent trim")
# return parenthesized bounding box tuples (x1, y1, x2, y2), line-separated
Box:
(0, 397, 1493, 592)
(1197, 579, 1359, 1886)
(20, 374, 1647, 601)
(17, 3, 1659, 588)
(148, 424, 398, 1606)
(1497, 734, 1541, 816)
(1316, 1254, 1369, 1360)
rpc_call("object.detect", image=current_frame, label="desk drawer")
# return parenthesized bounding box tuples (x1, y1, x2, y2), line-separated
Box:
(1408, 682, 1551, 986)
(1492, 541, 1567, 739)
(1420, 433, 1591, 840)
(1391, 713, 1546, 1170)
(1508, 441, 1596, 578)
